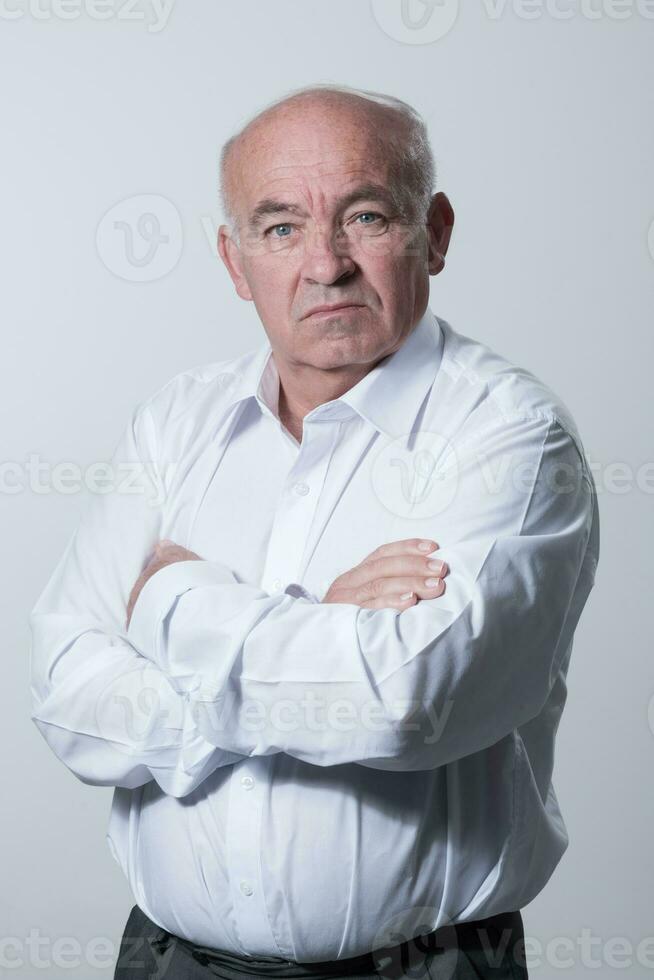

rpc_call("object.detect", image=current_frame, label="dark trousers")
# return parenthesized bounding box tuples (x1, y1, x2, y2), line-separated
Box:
(113, 902, 528, 980)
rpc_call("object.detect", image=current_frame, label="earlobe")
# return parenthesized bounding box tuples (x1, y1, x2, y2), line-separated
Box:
(427, 192, 455, 276)
(217, 225, 253, 301)
(430, 250, 446, 276)
(426, 228, 445, 275)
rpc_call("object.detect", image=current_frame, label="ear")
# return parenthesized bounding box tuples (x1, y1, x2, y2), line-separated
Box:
(426, 192, 455, 276)
(217, 225, 253, 301)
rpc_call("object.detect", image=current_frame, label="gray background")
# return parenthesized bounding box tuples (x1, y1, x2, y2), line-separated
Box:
(2, 1, 653, 977)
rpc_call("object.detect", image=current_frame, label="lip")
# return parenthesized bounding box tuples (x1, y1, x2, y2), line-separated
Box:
(304, 303, 365, 318)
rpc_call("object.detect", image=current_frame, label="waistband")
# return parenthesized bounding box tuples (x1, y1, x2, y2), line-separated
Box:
(148, 908, 524, 979)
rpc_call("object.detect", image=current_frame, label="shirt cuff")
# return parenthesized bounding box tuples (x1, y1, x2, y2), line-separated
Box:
(127, 559, 238, 662)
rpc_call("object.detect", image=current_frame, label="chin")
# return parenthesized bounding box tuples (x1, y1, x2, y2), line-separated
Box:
(311, 338, 382, 370)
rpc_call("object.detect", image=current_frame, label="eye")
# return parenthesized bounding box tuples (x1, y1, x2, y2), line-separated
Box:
(349, 211, 389, 235)
(265, 223, 294, 238)
(355, 212, 383, 225)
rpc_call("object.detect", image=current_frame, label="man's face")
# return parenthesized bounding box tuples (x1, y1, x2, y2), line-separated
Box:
(219, 100, 451, 373)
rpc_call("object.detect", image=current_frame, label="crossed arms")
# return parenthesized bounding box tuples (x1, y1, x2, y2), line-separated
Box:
(29, 401, 597, 797)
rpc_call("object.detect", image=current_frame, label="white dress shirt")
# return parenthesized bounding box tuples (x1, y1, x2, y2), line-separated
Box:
(29, 306, 599, 962)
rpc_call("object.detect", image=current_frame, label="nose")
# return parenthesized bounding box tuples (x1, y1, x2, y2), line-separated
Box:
(300, 224, 356, 286)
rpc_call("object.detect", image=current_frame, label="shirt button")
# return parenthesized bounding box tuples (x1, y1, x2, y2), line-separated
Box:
(240, 880, 254, 896)
(293, 482, 310, 496)
(241, 775, 255, 790)
(271, 578, 282, 591)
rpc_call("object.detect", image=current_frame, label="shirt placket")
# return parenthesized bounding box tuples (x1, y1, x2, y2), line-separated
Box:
(261, 418, 341, 594)
(223, 415, 341, 959)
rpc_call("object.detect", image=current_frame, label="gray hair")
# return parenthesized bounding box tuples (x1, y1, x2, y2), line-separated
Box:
(218, 83, 436, 245)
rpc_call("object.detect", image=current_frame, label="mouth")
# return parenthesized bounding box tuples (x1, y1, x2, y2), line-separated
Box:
(304, 304, 365, 319)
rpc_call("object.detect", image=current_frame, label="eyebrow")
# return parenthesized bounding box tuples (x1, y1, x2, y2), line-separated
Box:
(246, 182, 399, 233)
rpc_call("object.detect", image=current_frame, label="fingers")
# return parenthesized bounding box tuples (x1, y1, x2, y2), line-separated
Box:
(354, 573, 446, 605)
(322, 538, 449, 609)
(324, 572, 446, 609)
(359, 592, 418, 611)
(362, 538, 439, 563)
(415, 577, 446, 599)
(346, 553, 448, 590)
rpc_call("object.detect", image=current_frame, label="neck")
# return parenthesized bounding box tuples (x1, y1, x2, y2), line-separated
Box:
(274, 355, 380, 443)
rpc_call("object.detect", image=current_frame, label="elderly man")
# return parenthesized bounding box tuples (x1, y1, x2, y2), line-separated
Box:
(29, 84, 599, 980)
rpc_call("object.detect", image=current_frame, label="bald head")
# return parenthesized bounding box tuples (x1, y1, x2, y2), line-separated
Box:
(215, 82, 454, 394)
(219, 85, 435, 244)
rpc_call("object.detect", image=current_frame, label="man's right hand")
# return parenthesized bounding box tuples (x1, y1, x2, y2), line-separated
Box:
(322, 539, 448, 611)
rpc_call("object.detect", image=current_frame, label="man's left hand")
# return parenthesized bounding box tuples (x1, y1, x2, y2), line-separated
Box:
(126, 540, 202, 628)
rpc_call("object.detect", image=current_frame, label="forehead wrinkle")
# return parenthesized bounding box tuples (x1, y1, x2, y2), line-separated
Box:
(224, 95, 418, 230)
(245, 161, 399, 226)
(257, 156, 387, 177)
(247, 180, 400, 233)
(233, 106, 398, 212)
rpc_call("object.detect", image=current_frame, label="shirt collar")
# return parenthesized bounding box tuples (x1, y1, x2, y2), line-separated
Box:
(222, 306, 444, 439)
